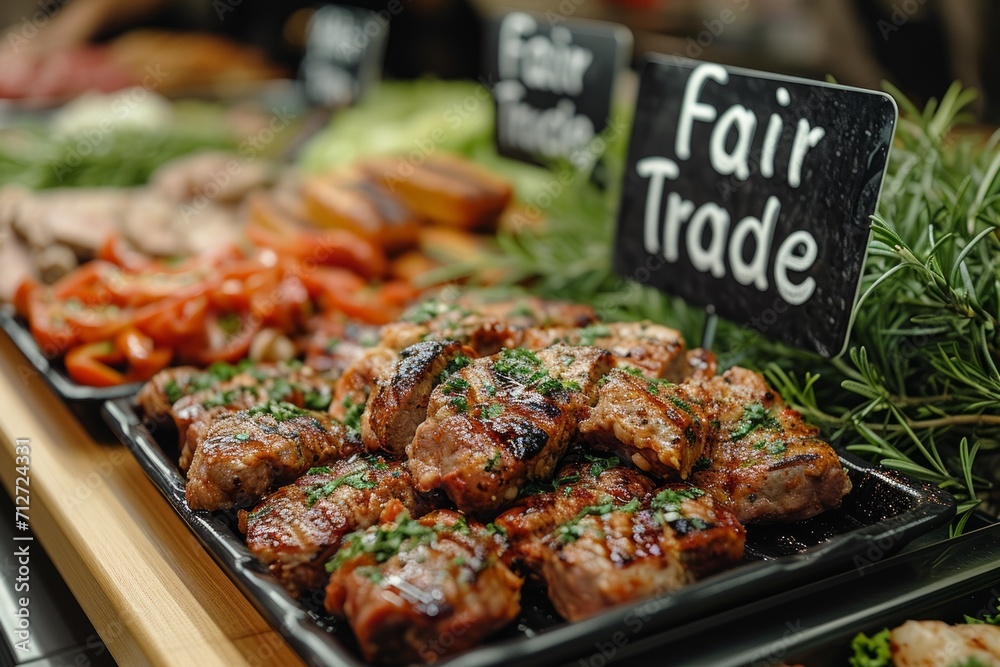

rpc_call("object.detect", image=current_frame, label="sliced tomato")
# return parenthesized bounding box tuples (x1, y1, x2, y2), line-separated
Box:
(194, 313, 262, 365)
(65, 341, 127, 387)
(13, 278, 40, 319)
(98, 234, 152, 272)
(127, 347, 172, 381)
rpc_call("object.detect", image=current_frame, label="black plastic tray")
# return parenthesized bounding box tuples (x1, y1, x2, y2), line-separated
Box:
(102, 397, 957, 667)
(0, 308, 141, 403)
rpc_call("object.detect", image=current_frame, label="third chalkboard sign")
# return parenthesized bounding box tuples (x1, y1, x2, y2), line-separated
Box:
(614, 56, 898, 357)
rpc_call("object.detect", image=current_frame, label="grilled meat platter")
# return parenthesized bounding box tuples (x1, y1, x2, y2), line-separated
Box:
(136, 294, 852, 664)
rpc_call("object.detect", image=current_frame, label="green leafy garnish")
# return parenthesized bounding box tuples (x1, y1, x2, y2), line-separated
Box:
(248, 400, 309, 422)
(578, 324, 611, 346)
(555, 496, 640, 544)
(729, 402, 780, 441)
(481, 404, 504, 420)
(849, 629, 892, 667)
(341, 398, 364, 436)
(304, 390, 332, 411)
(305, 465, 378, 507)
(163, 379, 184, 405)
(584, 453, 621, 477)
(484, 451, 501, 472)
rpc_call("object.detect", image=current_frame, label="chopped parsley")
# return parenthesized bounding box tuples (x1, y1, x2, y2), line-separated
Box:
(326, 337, 340, 353)
(450, 396, 470, 412)
(729, 402, 780, 441)
(493, 348, 580, 396)
(304, 390, 332, 411)
(269, 377, 293, 402)
(483, 382, 497, 396)
(249, 400, 308, 422)
(848, 629, 891, 667)
(668, 395, 695, 415)
(234, 432, 250, 442)
(305, 466, 377, 507)
(443, 377, 470, 394)
(207, 361, 241, 382)
(577, 324, 610, 346)
(584, 453, 621, 477)
(693, 457, 712, 471)
(436, 354, 472, 384)
(651, 487, 705, 511)
(404, 300, 468, 325)
(341, 398, 364, 436)
(651, 487, 707, 530)
(622, 366, 644, 378)
(556, 496, 640, 544)
(484, 451, 502, 472)
(481, 403, 504, 420)
(163, 379, 184, 405)
(486, 523, 507, 538)
(326, 512, 457, 573)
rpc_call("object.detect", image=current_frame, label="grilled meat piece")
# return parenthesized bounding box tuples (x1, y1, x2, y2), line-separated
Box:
(325, 505, 522, 665)
(361, 340, 478, 459)
(239, 456, 431, 596)
(496, 459, 745, 621)
(495, 457, 657, 571)
(136, 365, 204, 421)
(517, 321, 690, 381)
(304, 320, 382, 377)
(329, 346, 398, 424)
(185, 401, 360, 510)
(408, 345, 613, 515)
(687, 367, 852, 523)
(684, 348, 717, 382)
(174, 369, 334, 471)
(578, 368, 708, 478)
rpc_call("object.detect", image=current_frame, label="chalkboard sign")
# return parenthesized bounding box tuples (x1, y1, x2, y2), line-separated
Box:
(614, 56, 897, 357)
(483, 12, 632, 168)
(299, 4, 389, 108)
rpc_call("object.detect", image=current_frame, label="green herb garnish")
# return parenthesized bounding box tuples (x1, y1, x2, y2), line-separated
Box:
(305, 466, 377, 507)
(848, 629, 891, 667)
(729, 402, 780, 441)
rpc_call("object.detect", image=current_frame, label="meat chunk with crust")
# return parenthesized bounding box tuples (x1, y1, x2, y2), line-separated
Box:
(407, 345, 613, 515)
(136, 365, 203, 421)
(185, 401, 360, 510)
(519, 321, 690, 381)
(324, 505, 522, 665)
(329, 346, 398, 424)
(578, 368, 708, 479)
(361, 340, 477, 459)
(238, 456, 431, 596)
(686, 366, 852, 523)
(495, 458, 745, 621)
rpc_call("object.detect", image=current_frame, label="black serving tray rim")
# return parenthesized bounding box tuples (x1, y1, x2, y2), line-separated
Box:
(101, 397, 956, 667)
(0, 307, 142, 402)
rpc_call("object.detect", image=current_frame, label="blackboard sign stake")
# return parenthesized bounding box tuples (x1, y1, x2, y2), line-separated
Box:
(701, 305, 719, 350)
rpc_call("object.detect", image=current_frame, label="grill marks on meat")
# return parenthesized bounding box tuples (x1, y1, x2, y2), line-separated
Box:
(185, 402, 360, 510)
(687, 367, 852, 523)
(407, 345, 613, 515)
(239, 456, 430, 596)
(324, 506, 522, 665)
(361, 340, 477, 459)
(578, 368, 708, 479)
(495, 459, 744, 621)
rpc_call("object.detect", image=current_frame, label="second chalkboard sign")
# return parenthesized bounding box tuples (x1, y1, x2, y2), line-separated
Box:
(483, 12, 632, 168)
